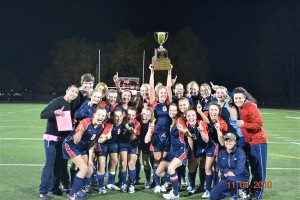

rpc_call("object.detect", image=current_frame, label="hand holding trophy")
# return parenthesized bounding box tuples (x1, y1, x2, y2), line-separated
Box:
(152, 32, 171, 70)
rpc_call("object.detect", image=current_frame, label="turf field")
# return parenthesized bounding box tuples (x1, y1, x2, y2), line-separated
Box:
(0, 103, 299, 200)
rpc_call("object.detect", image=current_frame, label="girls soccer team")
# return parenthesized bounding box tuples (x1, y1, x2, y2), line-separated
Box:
(39, 67, 267, 200)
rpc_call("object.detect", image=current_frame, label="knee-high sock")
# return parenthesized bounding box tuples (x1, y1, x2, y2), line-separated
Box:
(188, 171, 197, 188)
(135, 157, 141, 181)
(70, 176, 84, 196)
(144, 168, 151, 182)
(97, 173, 105, 187)
(169, 172, 179, 196)
(152, 165, 160, 186)
(205, 174, 213, 191)
(200, 168, 206, 185)
(107, 172, 116, 185)
(129, 169, 136, 185)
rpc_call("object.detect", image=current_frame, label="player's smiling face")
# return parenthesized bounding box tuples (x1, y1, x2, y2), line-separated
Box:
(127, 109, 136, 123)
(122, 91, 132, 103)
(234, 93, 246, 108)
(174, 84, 184, 98)
(93, 109, 107, 125)
(141, 109, 152, 123)
(200, 86, 211, 99)
(140, 85, 150, 99)
(225, 139, 236, 150)
(216, 88, 226, 102)
(108, 93, 117, 104)
(66, 86, 79, 101)
(113, 110, 123, 125)
(186, 110, 197, 126)
(158, 87, 167, 102)
(91, 91, 102, 104)
(178, 99, 189, 113)
(169, 105, 178, 118)
(209, 105, 220, 121)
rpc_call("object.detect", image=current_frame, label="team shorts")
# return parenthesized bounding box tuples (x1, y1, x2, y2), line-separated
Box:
(98, 143, 118, 157)
(150, 133, 170, 152)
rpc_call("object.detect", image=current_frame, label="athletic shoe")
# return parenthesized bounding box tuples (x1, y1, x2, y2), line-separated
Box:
(181, 178, 188, 187)
(128, 185, 135, 194)
(121, 184, 127, 193)
(239, 189, 250, 199)
(195, 184, 205, 193)
(187, 187, 196, 195)
(62, 184, 70, 193)
(162, 190, 179, 199)
(99, 186, 107, 194)
(67, 193, 84, 200)
(153, 185, 161, 194)
(144, 182, 151, 189)
(77, 189, 87, 198)
(51, 188, 63, 196)
(84, 185, 92, 194)
(201, 190, 210, 198)
(161, 184, 167, 192)
(107, 184, 120, 191)
(39, 193, 49, 200)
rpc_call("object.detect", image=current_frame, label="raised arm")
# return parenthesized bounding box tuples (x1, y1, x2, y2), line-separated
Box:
(149, 65, 155, 104)
(166, 65, 172, 102)
(113, 72, 122, 98)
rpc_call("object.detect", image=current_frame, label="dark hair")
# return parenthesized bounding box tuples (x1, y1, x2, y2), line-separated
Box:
(81, 73, 95, 84)
(208, 101, 222, 116)
(232, 87, 257, 104)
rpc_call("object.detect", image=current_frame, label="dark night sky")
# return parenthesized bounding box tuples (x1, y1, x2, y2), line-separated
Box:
(0, 0, 298, 91)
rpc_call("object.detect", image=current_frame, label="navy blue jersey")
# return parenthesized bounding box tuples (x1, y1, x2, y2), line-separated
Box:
(150, 99, 171, 136)
(102, 123, 125, 144)
(200, 96, 217, 112)
(207, 116, 228, 143)
(187, 120, 208, 149)
(65, 118, 104, 150)
(169, 117, 189, 153)
(115, 103, 127, 113)
(74, 100, 98, 121)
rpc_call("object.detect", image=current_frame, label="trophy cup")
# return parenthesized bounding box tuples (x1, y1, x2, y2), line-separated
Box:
(152, 32, 171, 70)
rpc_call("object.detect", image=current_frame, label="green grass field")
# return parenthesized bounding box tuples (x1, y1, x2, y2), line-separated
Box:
(0, 103, 299, 200)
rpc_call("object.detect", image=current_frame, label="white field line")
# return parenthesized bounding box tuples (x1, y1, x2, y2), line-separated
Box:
(274, 137, 290, 139)
(0, 108, 42, 114)
(0, 163, 300, 171)
(291, 142, 300, 145)
(0, 126, 44, 128)
(267, 131, 299, 133)
(0, 138, 42, 140)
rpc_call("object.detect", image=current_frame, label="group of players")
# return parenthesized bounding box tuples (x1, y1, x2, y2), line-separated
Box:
(38, 65, 268, 200)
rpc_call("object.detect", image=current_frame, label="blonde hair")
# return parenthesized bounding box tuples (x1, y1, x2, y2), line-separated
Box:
(142, 107, 155, 122)
(95, 82, 108, 96)
(186, 81, 199, 95)
(154, 82, 166, 97)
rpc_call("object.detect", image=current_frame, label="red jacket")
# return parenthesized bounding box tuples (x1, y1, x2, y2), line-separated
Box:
(239, 101, 267, 144)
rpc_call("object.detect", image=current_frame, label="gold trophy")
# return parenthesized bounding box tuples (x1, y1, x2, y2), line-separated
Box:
(152, 32, 171, 70)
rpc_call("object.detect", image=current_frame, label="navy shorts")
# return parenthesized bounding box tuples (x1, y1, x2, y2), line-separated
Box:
(190, 147, 206, 158)
(119, 143, 138, 154)
(163, 150, 188, 165)
(138, 142, 150, 155)
(99, 143, 118, 156)
(206, 141, 218, 158)
(150, 133, 170, 152)
(62, 141, 87, 159)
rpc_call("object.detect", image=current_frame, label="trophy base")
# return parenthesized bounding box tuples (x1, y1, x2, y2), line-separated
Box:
(152, 58, 171, 71)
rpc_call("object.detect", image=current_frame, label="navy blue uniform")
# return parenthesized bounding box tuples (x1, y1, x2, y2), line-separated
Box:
(99, 123, 124, 156)
(63, 118, 104, 159)
(150, 99, 171, 152)
(210, 146, 249, 200)
(187, 120, 208, 158)
(74, 100, 98, 121)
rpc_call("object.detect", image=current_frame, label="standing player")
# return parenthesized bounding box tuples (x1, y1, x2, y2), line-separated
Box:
(156, 103, 195, 199)
(39, 85, 79, 200)
(118, 107, 141, 193)
(149, 64, 172, 194)
(202, 102, 228, 198)
(185, 109, 209, 195)
(62, 107, 107, 200)
(233, 87, 268, 199)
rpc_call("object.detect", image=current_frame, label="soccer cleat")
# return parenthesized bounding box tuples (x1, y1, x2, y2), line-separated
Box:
(62, 184, 71, 193)
(76, 189, 87, 199)
(84, 185, 93, 194)
(239, 189, 250, 199)
(128, 185, 135, 194)
(186, 186, 192, 192)
(201, 190, 210, 198)
(161, 184, 167, 192)
(162, 190, 179, 199)
(144, 182, 151, 189)
(99, 186, 107, 194)
(107, 184, 120, 191)
(121, 184, 127, 193)
(181, 178, 188, 187)
(67, 193, 84, 200)
(187, 187, 196, 195)
(153, 185, 161, 194)
(39, 193, 49, 200)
